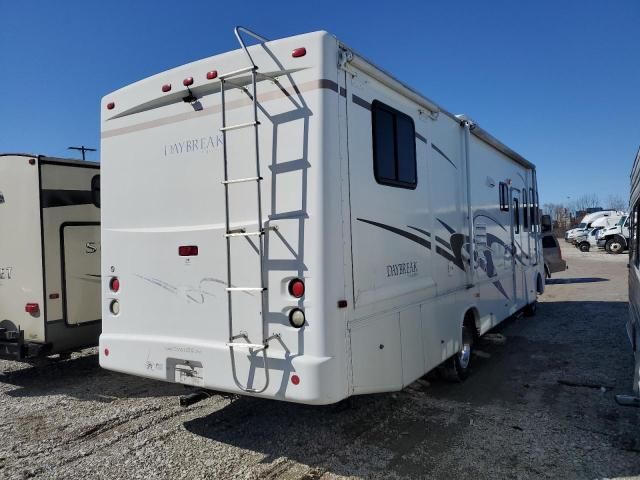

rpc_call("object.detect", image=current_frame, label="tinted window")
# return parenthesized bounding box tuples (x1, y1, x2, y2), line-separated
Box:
(514, 199, 520, 234)
(372, 101, 417, 189)
(542, 235, 557, 248)
(499, 182, 509, 211)
(522, 189, 529, 230)
(91, 175, 101, 208)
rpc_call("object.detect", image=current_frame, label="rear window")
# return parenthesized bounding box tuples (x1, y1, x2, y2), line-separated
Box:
(542, 235, 557, 248)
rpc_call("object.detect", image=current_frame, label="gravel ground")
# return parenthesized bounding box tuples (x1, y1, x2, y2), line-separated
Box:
(1, 244, 638, 479)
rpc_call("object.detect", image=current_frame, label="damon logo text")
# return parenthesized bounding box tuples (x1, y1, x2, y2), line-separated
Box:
(164, 135, 224, 157)
(0, 267, 13, 280)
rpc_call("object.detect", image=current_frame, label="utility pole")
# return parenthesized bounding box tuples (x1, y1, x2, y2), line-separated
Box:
(67, 145, 96, 161)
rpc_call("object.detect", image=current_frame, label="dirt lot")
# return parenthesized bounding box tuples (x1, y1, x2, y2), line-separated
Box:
(1, 245, 638, 479)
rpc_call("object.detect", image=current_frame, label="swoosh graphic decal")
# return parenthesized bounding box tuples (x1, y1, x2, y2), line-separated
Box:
(431, 144, 457, 169)
(357, 219, 431, 249)
(407, 226, 431, 237)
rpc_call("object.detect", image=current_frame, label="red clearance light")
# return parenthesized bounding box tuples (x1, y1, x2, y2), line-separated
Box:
(292, 47, 306, 58)
(104, 348, 109, 357)
(288, 278, 305, 298)
(162, 83, 172, 92)
(109, 277, 120, 293)
(291, 374, 300, 385)
(28, 158, 36, 165)
(206, 70, 218, 80)
(179, 245, 199, 257)
(106, 102, 115, 110)
(49, 293, 60, 300)
(25, 303, 39, 314)
(183, 77, 194, 87)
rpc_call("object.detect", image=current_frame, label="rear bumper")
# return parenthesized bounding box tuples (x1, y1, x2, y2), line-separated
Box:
(99, 334, 346, 405)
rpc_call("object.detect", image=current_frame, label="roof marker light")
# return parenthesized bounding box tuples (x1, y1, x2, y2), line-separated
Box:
(183, 77, 194, 87)
(162, 84, 172, 92)
(206, 70, 218, 80)
(107, 102, 115, 110)
(292, 47, 306, 58)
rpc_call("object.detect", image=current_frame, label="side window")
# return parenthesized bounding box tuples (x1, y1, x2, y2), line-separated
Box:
(371, 100, 417, 189)
(634, 203, 640, 268)
(499, 182, 509, 211)
(91, 174, 101, 208)
(514, 198, 520, 234)
(529, 187, 535, 231)
(522, 189, 529, 230)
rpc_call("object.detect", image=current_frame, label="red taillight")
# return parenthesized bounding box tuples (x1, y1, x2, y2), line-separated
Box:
(106, 102, 115, 110)
(179, 245, 199, 257)
(25, 303, 39, 314)
(109, 277, 120, 292)
(292, 47, 306, 58)
(288, 278, 305, 298)
(291, 374, 300, 385)
(183, 77, 194, 86)
(162, 83, 172, 92)
(206, 70, 218, 80)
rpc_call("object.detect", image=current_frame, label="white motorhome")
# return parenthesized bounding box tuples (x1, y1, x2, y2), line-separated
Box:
(0, 154, 101, 359)
(565, 210, 622, 242)
(99, 28, 544, 404)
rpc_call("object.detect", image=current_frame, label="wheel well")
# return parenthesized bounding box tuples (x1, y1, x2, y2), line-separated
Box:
(464, 308, 480, 340)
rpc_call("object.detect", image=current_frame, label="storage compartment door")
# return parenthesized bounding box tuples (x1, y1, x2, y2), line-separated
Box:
(62, 224, 101, 325)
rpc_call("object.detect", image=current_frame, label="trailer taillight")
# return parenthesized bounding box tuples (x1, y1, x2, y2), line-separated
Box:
(179, 245, 199, 257)
(109, 277, 120, 293)
(183, 77, 194, 87)
(25, 303, 39, 314)
(288, 278, 305, 298)
(162, 83, 172, 92)
(292, 47, 306, 58)
(206, 70, 218, 80)
(289, 308, 305, 328)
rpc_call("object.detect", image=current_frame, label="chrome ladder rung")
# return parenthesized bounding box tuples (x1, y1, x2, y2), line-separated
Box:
(226, 342, 267, 350)
(225, 230, 263, 238)
(222, 176, 262, 185)
(218, 65, 257, 79)
(226, 287, 267, 292)
(220, 121, 260, 132)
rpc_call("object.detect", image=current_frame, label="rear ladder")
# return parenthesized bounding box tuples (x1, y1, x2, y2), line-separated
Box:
(220, 26, 279, 393)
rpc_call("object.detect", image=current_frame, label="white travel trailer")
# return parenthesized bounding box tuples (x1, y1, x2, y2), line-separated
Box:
(0, 154, 101, 360)
(99, 28, 544, 404)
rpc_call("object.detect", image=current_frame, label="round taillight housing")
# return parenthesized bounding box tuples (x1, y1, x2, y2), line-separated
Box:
(109, 277, 120, 292)
(288, 278, 305, 298)
(109, 299, 120, 315)
(289, 308, 305, 328)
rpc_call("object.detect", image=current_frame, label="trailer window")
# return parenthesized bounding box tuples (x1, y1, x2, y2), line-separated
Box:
(522, 189, 529, 230)
(529, 187, 535, 231)
(499, 182, 509, 211)
(372, 100, 417, 189)
(514, 199, 520, 233)
(91, 175, 100, 208)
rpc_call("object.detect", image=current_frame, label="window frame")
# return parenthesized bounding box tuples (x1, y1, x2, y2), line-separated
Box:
(371, 100, 418, 190)
(499, 182, 509, 211)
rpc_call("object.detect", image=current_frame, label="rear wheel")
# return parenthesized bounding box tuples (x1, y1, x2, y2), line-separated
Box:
(606, 238, 624, 254)
(579, 242, 590, 252)
(524, 301, 537, 317)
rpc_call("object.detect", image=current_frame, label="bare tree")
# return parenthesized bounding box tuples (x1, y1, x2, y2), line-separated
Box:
(574, 193, 600, 212)
(605, 194, 627, 211)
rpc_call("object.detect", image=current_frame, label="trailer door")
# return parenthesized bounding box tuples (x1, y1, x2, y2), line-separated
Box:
(61, 223, 101, 325)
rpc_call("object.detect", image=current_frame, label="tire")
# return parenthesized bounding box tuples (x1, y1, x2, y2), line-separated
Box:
(579, 242, 590, 252)
(606, 238, 624, 254)
(524, 301, 537, 317)
(441, 323, 474, 382)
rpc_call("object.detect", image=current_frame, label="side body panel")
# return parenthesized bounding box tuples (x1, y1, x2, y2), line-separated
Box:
(628, 149, 640, 393)
(0, 155, 45, 342)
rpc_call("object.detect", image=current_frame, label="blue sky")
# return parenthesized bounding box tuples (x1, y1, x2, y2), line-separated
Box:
(1, 1, 638, 206)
